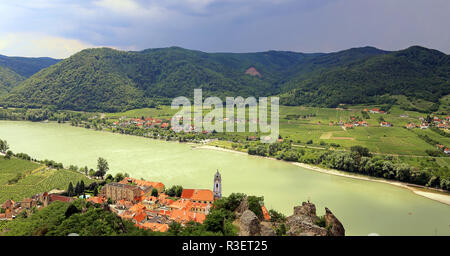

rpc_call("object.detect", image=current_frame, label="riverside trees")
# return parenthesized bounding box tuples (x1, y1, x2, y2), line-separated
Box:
(0, 139, 9, 153)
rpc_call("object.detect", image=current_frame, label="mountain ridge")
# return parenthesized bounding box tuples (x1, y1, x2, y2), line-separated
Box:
(0, 46, 448, 112)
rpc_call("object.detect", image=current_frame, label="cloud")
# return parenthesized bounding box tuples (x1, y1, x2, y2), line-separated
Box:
(0, 0, 448, 57)
(0, 33, 95, 58)
(93, 0, 167, 18)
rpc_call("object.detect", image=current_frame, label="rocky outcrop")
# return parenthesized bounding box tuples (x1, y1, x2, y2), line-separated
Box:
(286, 202, 327, 236)
(285, 202, 345, 236)
(236, 201, 344, 237)
(235, 196, 249, 219)
(293, 202, 318, 220)
(324, 207, 345, 236)
(244, 67, 262, 77)
(260, 221, 276, 236)
(239, 210, 261, 236)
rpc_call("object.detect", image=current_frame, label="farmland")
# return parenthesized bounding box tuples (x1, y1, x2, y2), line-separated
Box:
(0, 156, 93, 202)
(104, 104, 449, 156)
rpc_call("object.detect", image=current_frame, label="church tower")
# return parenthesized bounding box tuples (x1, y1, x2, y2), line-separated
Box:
(213, 170, 222, 200)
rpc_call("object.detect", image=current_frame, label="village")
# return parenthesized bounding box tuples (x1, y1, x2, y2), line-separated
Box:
(0, 170, 271, 233)
(98, 108, 450, 155)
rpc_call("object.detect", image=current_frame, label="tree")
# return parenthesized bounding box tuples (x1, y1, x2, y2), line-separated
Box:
(5, 150, 13, 160)
(96, 157, 109, 179)
(114, 173, 124, 182)
(166, 185, 183, 197)
(247, 196, 264, 219)
(151, 188, 158, 197)
(74, 182, 81, 195)
(350, 145, 371, 157)
(65, 204, 80, 218)
(80, 180, 85, 195)
(67, 182, 74, 197)
(275, 223, 287, 236)
(83, 166, 88, 175)
(168, 221, 183, 236)
(203, 208, 235, 235)
(0, 139, 10, 154)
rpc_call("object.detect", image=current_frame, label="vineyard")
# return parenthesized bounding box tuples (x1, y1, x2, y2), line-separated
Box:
(0, 156, 93, 202)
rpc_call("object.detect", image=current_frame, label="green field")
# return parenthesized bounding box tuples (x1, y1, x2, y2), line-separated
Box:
(104, 107, 178, 120)
(102, 104, 449, 157)
(277, 105, 448, 156)
(0, 156, 93, 202)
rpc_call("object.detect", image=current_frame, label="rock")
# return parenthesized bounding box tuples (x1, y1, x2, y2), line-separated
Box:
(286, 214, 328, 236)
(285, 201, 327, 236)
(237, 201, 345, 237)
(245, 67, 262, 77)
(293, 202, 318, 220)
(324, 207, 345, 236)
(235, 196, 249, 218)
(239, 210, 261, 236)
(260, 221, 276, 236)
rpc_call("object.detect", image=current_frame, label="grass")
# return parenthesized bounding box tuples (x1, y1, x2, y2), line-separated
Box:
(0, 157, 41, 185)
(104, 106, 178, 119)
(438, 95, 450, 114)
(0, 156, 93, 202)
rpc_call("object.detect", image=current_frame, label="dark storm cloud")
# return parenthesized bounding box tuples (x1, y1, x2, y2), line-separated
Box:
(0, 0, 448, 58)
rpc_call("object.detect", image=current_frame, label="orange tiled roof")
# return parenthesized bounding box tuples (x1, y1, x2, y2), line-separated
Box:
(2, 199, 15, 209)
(129, 203, 147, 213)
(87, 196, 106, 204)
(169, 209, 206, 224)
(169, 199, 192, 211)
(133, 211, 147, 223)
(158, 209, 172, 216)
(139, 222, 169, 232)
(119, 177, 165, 191)
(181, 189, 213, 202)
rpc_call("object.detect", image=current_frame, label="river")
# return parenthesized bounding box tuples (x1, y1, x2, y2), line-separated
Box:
(0, 120, 449, 235)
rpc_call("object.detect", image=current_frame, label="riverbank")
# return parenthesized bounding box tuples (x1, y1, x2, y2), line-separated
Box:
(197, 145, 450, 206)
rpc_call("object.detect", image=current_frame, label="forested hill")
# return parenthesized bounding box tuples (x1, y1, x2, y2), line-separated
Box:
(0, 54, 60, 95)
(0, 54, 60, 77)
(0, 66, 24, 95)
(3, 47, 313, 112)
(1, 46, 449, 112)
(280, 46, 450, 108)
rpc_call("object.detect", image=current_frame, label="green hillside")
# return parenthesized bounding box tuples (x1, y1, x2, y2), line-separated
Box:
(0, 54, 60, 77)
(280, 46, 450, 108)
(0, 155, 92, 203)
(0, 66, 25, 95)
(0, 54, 60, 96)
(4, 47, 310, 111)
(1, 46, 449, 112)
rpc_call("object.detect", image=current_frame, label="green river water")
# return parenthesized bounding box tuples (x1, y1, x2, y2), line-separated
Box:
(0, 120, 449, 235)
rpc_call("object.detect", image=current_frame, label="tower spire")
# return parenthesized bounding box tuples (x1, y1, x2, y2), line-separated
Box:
(213, 170, 222, 200)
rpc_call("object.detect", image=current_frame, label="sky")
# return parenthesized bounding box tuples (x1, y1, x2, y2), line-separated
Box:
(0, 0, 449, 58)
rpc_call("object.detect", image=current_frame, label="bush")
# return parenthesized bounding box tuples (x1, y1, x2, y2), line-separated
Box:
(314, 215, 326, 228)
(247, 196, 264, 219)
(269, 209, 286, 223)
